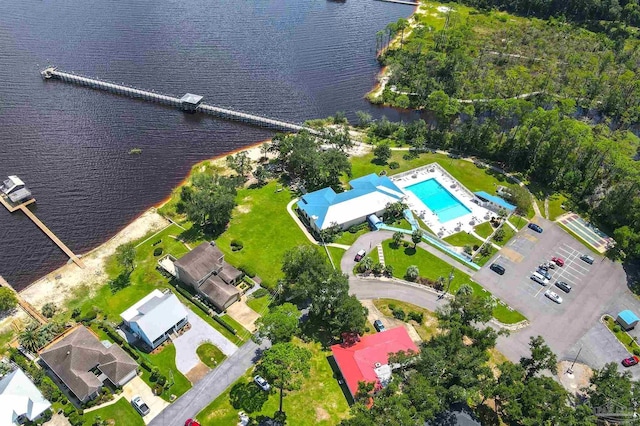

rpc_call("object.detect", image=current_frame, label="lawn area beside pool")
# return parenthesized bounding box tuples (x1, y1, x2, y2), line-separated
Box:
(381, 240, 525, 324)
(197, 339, 350, 426)
(444, 231, 483, 248)
(82, 397, 145, 426)
(474, 222, 494, 239)
(197, 342, 227, 369)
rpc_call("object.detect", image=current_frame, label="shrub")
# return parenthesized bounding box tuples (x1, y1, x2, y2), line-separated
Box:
(633, 348, 640, 356)
(613, 325, 621, 333)
(392, 308, 406, 321)
(153, 247, 163, 257)
(157, 374, 167, 386)
(153, 384, 164, 395)
(493, 228, 506, 242)
(388, 161, 400, 169)
(71, 307, 82, 319)
(41, 302, 57, 319)
(405, 265, 419, 282)
(463, 245, 473, 255)
(388, 303, 397, 311)
(473, 244, 480, 251)
(252, 288, 269, 298)
(152, 239, 162, 246)
(213, 315, 237, 335)
(239, 264, 256, 278)
(372, 263, 384, 276)
(230, 240, 244, 252)
(408, 311, 424, 324)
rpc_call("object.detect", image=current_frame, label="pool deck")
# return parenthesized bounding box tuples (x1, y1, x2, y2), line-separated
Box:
(391, 163, 494, 237)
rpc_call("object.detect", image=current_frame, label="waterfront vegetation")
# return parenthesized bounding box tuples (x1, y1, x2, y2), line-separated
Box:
(198, 339, 350, 426)
(381, 240, 525, 324)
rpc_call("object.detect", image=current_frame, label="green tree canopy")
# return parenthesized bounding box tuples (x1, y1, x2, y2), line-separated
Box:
(254, 303, 300, 344)
(0, 287, 18, 312)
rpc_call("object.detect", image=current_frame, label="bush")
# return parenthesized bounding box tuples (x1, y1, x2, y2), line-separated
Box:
(41, 302, 57, 319)
(613, 325, 621, 333)
(157, 374, 167, 386)
(152, 239, 162, 246)
(392, 308, 406, 321)
(239, 264, 256, 278)
(252, 288, 269, 298)
(493, 228, 506, 242)
(408, 311, 424, 324)
(388, 161, 400, 169)
(387, 303, 396, 311)
(81, 307, 99, 323)
(405, 265, 419, 282)
(153, 247, 163, 257)
(230, 240, 244, 252)
(71, 307, 82, 319)
(463, 245, 473, 255)
(473, 244, 480, 251)
(213, 315, 237, 335)
(633, 348, 640, 356)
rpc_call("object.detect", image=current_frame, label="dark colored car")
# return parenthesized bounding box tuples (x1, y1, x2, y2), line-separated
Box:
(373, 320, 385, 332)
(528, 223, 543, 233)
(490, 263, 505, 275)
(580, 254, 595, 264)
(354, 249, 366, 262)
(537, 268, 552, 280)
(622, 356, 640, 367)
(555, 281, 572, 293)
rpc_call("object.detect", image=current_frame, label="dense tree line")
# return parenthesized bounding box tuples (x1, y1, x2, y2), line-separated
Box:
(340, 291, 640, 425)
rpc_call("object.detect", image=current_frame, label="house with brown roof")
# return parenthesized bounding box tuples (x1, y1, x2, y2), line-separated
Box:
(39, 326, 138, 403)
(174, 242, 243, 311)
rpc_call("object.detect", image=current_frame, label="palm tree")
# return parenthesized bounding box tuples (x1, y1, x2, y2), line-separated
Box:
(358, 256, 374, 273)
(19, 323, 43, 353)
(456, 284, 474, 296)
(411, 229, 423, 248)
(393, 231, 404, 247)
(396, 18, 409, 48)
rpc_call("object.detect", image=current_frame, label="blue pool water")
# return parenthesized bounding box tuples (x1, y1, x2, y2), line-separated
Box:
(405, 179, 471, 223)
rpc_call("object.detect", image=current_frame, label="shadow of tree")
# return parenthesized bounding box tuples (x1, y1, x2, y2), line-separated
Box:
(229, 382, 269, 413)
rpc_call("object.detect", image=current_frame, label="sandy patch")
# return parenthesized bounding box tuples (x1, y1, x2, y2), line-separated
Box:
(19, 209, 169, 310)
(185, 362, 211, 384)
(437, 6, 453, 13)
(225, 297, 260, 333)
(361, 299, 422, 343)
(316, 407, 330, 422)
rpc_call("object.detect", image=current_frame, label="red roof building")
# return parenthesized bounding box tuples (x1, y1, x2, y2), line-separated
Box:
(331, 327, 419, 398)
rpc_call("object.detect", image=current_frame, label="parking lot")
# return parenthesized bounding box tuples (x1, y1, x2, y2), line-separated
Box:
(473, 218, 635, 372)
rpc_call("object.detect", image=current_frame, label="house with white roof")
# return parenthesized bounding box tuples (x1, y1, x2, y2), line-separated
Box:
(121, 289, 189, 350)
(0, 368, 51, 425)
(297, 173, 405, 233)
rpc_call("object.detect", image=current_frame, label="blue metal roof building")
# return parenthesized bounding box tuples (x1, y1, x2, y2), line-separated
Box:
(617, 310, 640, 330)
(474, 191, 516, 212)
(297, 174, 405, 232)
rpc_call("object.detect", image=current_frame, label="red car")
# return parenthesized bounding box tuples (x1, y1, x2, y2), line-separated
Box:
(185, 420, 201, 426)
(551, 257, 564, 267)
(622, 356, 639, 367)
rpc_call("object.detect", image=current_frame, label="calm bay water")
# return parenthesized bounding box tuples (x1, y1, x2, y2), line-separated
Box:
(0, 0, 415, 290)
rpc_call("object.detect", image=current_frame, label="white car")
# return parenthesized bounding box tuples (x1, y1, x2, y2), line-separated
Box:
(131, 395, 150, 416)
(254, 375, 271, 391)
(544, 290, 563, 304)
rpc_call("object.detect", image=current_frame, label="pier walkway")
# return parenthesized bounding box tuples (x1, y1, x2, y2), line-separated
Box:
(374, 0, 419, 6)
(41, 67, 316, 134)
(0, 196, 85, 269)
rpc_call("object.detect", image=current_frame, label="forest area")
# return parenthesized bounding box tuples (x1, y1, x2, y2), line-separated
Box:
(366, 2, 640, 261)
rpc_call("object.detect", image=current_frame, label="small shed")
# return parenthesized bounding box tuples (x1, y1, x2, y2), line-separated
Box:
(180, 93, 203, 111)
(616, 310, 640, 331)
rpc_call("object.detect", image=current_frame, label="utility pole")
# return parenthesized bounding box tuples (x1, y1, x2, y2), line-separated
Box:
(567, 346, 583, 375)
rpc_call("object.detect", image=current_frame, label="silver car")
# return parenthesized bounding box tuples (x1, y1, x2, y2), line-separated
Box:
(131, 395, 150, 416)
(254, 375, 271, 391)
(545, 290, 563, 304)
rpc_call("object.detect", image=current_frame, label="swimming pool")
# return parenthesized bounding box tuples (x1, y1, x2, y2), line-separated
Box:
(405, 178, 471, 223)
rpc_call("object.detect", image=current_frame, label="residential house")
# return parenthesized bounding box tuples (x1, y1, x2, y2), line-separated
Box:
(297, 173, 405, 233)
(330, 327, 419, 400)
(174, 242, 243, 311)
(0, 368, 51, 425)
(120, 289, 189, 350)
(39, 326, 138, 403)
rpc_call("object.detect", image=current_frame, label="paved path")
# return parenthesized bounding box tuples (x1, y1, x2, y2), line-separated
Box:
(149, 340, 269, 426)
(173, 310, 238, 374)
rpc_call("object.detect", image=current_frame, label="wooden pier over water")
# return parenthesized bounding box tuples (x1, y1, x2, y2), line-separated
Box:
(0, 195, 85, 269)
(41, 67, 317, 134)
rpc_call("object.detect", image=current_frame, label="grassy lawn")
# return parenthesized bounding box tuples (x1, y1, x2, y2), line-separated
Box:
(246, 292, 272, 315)
(325, 246, 346, 270)
(142, 344, 192, 400)
(0, 329, 14, 355)
(444, 231, 483, 248)
(349, 151, 520, 194)
(508, 215, 528, 229)
(382, 240, 525, 324)
(474, 222, 495, 239)
(473, 245, 499, 267)
(197, 339, 350, 426)
(82, 397, 145, 426)
(334, 227, 370, 246)
(548, 193, 569, 220)
(197, 342, 227, 369)
(493, 224, 517, 246)
(373, 299, 439, 341)
(604, 315, 638, 354)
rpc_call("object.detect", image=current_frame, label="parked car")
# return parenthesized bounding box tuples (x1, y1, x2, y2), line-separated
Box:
(555, 281, 572, 293)
(490, 263, 505, 275)
(544, 289, 563, 304)
(131, 396, 150, 416)
(537, 268, 552, 280)
(185, 420, 201, 426)
(622, 356, 640, 367)
(354, 249, 366, 262)
(254, 375, 271, 391)
(528, 223, 543, 233)
(531, 272, 549, 286)
(551, 256, 565, 267)
(580, 254, 595, 264)
(373, 319, 386, 332)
